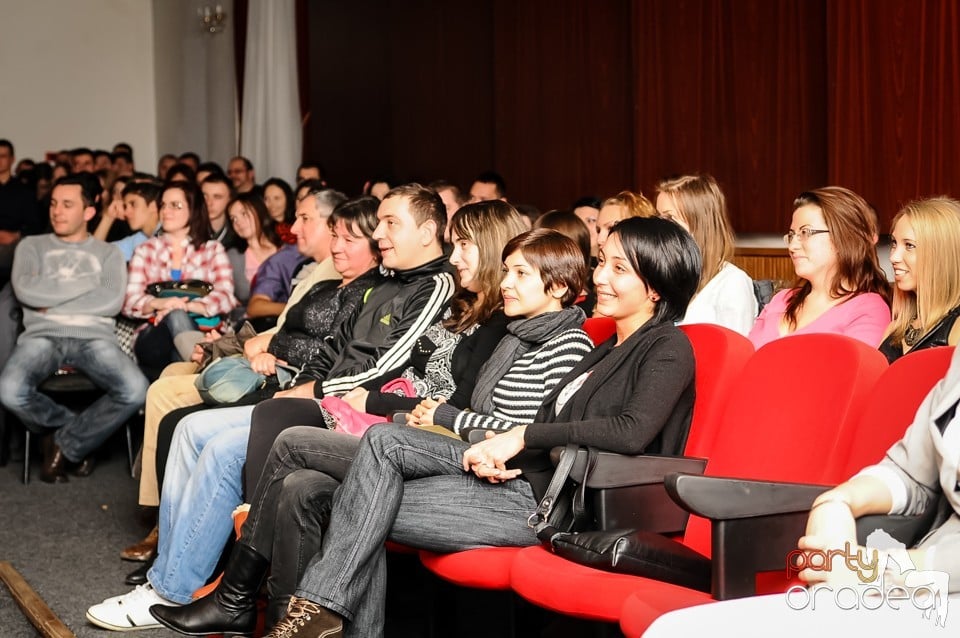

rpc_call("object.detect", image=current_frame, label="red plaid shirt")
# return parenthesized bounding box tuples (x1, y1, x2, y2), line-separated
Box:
(123, 237, 237, 318)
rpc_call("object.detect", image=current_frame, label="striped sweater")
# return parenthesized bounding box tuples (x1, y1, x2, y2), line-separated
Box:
(433, 327, 593, 435)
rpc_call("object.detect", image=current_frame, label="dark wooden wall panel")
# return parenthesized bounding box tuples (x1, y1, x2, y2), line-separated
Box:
(491, 0, 633, 210)
(828, 0, 960, 228)
(297, 0, 959, 232)
(632, 0, 826, 233)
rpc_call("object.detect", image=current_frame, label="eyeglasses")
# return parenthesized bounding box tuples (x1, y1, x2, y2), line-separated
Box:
(783, 228, 830, 245)
(160, 201, 185, 211)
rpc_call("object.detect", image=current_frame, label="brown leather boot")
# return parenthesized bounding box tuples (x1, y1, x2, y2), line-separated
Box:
(40, 435, 69, 483)
(265, 597, 342, 638)
(121, 525, 159, 562)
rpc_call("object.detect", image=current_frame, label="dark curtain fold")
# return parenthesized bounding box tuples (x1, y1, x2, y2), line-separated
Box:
(827, 0, 960, 225)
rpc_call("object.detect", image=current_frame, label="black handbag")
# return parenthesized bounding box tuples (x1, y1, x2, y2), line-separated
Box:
(529, 444, 711, 591)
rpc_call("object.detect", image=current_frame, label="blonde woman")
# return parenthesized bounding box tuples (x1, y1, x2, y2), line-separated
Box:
(656, 174, 757, 335)
(879, 197, 960, 362)
(596, 190, 656, 246)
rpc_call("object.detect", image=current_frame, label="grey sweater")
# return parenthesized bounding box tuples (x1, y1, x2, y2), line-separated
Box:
(12, 234, 127, 342)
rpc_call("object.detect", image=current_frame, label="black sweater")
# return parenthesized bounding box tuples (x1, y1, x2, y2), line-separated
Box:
(515, 320, 696, 501)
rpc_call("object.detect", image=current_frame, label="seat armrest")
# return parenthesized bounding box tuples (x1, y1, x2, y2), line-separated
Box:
(665, 473, 830, 519)
(548, 447, 707, 488)
(856, 513, 934, 547)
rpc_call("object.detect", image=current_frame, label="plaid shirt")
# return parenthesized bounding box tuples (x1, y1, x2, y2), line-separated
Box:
(123, 237, 237, 318)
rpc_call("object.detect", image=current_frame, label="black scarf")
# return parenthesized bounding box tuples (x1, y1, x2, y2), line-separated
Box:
(471, 306, 586, 415)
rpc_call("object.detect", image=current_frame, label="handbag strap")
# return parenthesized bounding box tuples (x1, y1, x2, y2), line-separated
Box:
(528, 443, 579, 536)
(570, 446, 599, 528)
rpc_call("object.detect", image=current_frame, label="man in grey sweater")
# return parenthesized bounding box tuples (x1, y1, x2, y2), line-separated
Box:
(0, 173, 148, 483)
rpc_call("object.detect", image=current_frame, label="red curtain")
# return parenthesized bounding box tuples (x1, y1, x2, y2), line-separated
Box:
(828, 0, 960, 225)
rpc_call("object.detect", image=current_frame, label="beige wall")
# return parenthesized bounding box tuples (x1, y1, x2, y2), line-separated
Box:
(0, 0, 158, 169)
(0, 0, 237, 173)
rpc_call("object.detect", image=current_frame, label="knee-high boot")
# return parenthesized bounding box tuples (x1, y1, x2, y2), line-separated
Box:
(149, 542, 268, 636)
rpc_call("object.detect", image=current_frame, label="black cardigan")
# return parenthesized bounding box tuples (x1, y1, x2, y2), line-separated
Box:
(514, 320, 696, 501)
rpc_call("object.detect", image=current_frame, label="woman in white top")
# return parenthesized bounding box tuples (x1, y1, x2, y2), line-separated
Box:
(656, 173, 757, 335)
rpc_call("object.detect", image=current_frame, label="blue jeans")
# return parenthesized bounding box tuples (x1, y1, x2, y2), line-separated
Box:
(148, 404, 254, 604)
(296, 425, 539, 638)
(0, 336, 148, 462)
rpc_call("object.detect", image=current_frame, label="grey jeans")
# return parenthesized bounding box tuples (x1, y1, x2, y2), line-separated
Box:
(294, 424, 539, 638)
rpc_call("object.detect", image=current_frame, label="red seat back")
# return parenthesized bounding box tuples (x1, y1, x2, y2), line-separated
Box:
(824, 345, 954, 482)
(681, 334, 888, 556)
(582, 317, 616, 346)
(678, 324, 754, 458)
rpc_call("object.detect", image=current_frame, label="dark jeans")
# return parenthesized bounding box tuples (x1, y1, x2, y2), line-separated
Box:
(241, 426, 362, 610)
(135, 310, 197, 382)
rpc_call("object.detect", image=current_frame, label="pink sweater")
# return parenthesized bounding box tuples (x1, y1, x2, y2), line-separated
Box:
(748, 289, 890, 350)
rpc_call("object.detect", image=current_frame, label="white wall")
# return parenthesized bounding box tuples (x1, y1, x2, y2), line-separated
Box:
(152, 0, 237, 168)
(0, 0, 159, 170)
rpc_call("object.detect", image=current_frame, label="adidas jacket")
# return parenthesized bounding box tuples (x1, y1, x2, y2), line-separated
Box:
(295, 254, 456, 397)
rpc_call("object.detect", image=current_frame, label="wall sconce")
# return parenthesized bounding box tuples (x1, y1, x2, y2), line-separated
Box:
(198, 4, 227, 34)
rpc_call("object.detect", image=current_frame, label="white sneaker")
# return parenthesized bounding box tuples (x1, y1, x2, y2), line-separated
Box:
(86, 583, 180, 631)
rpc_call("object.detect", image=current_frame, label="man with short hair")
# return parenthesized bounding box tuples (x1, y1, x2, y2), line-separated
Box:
(469, 170, 508, 203)
(295, 161, 325, 186)
(87, 185, 455, 629)
(429, 179, 464, 243)
(178, 152, 200, 173)
(111, 151, 135, 177)
(200, 174, 239, 249)
(71, 147, 96, 174)
(0, 174, 148, 483)
(0, 139, 32, 248)
(227, 156, 258, 194)
(93, 150, 112, 172)
(157, 154, 177, 180)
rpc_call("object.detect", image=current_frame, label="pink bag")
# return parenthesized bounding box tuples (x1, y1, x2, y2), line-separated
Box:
(320, 378, 417, 437)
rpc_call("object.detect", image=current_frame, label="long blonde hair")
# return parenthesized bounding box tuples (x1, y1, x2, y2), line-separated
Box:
(656, 174, 735, 293)
(887, 197, 960, 344)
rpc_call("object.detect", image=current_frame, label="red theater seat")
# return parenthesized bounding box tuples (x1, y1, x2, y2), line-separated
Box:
(510, 334, 887, 625)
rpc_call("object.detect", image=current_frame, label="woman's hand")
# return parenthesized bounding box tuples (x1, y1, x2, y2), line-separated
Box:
(342, 387, 369, 412)
(250, 352, 282, 375)
(407, 397, 444, 427)
(149, 296, 188, 313)
(184, 300, 207, 316)
(796, 497, 858, 585)
(462, 426, 526, 483)
(243, 333, 272, 360)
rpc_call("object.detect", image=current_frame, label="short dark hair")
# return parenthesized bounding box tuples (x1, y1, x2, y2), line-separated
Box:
(572, 196, 601, 210)
(113, 142, 133, 158)
(502, 228, 587, 308)
(230, 156, 254, 171)
(201, 172, 234, 193)
(54, 172, 101, 211)
(297, 161, 325, 178)
(329, 196, 382, 259)
(428, 180, 465, 205)
(111, 151, 133, 165)
(475, 170, 507, 198)
(0, 139, 14, 155)
(383, 183, 446, 243)
(608, 216, 702, 324)
(166, 162, 197, 184)
(94, 149, 111, 161)
(296, 179, 325, 201)
(197, 161, 224, 177)
(71, 147, 94, 161)
(122, 180, 163, 206)
(263, 177, 296, 224)
(163, 180, 211, 248)
(178, 151, 201, 165)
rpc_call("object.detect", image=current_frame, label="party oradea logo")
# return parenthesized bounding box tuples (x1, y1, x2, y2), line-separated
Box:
(784, 529, 948, 628)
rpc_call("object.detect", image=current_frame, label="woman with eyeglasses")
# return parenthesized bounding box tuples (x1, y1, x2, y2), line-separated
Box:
(123, 180, 237, 381)
(879, 197, 960, 363)
(748, 186, 890, 349)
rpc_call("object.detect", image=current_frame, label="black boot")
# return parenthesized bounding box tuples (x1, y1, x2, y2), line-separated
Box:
(149, 542, 268, 636)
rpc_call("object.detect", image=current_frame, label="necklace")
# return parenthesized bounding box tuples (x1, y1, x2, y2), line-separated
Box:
(904, 317, 923, 347)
